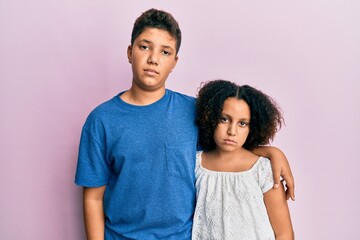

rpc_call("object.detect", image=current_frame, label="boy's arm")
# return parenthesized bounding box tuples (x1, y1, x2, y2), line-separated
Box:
(83, 186, 106, 240)
(264, 183, 295, 240)
(252, 146, 295, 201)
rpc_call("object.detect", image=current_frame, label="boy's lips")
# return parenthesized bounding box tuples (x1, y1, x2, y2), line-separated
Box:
(144, 68, 159, 74)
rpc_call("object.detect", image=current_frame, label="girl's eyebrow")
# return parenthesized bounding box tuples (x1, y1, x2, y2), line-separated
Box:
(222, 112, 250, 121)
(221, 113, 232, 119)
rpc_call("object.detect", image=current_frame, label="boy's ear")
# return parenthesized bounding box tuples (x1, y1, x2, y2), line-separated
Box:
(171, 55, 179, 72)
(127, 45, 132, 64)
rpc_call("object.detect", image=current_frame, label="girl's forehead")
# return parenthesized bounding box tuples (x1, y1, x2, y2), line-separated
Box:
(222, 98, 250, 118)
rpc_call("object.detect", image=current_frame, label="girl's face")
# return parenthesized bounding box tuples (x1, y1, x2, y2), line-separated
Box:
(213, 97, 251, 152)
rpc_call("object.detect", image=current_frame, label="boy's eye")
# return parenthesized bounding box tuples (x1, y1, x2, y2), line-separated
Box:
(140, 45, 149, 50)
(162, 50, 170, 56)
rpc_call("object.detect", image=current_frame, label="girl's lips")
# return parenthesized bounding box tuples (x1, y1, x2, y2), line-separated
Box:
(224, 139, 236, 145)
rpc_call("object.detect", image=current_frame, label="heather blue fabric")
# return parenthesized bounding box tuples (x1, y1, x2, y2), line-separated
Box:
(75, 89, 198, 239)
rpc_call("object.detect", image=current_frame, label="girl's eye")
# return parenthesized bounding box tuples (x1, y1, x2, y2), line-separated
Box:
(220, 117, 229, 123)
(239, 121, 249, 127)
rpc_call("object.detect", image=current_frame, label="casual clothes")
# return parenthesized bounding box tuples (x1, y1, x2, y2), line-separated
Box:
(192, 151, 275, 240)
(75, 89, 198, 239)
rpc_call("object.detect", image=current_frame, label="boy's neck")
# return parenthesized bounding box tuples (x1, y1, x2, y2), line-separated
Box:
(120, 86, 166, 106)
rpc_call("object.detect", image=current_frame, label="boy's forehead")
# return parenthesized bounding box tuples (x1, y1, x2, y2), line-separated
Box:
(135, 28, 176, 46)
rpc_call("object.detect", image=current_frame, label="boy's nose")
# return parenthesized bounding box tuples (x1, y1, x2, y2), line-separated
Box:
(147, 55, 159, 65)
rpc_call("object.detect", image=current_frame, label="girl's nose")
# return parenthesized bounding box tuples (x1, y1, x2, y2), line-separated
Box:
(227, 125, 236, 136)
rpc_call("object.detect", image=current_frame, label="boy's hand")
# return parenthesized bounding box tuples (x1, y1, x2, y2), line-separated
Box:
(272, 156, 295, 201)
(252, 146, 295, 201)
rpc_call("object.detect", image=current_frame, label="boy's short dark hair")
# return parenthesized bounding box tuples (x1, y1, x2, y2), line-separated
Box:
(196, 80, 284, 150)
(131, 8, 182, 54)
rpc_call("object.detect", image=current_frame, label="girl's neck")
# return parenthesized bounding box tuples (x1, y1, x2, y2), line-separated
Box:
(202, 148, 259, 172)
(212, 147, 248, 161)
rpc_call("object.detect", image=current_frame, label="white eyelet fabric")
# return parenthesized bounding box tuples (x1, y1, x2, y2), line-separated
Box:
(192, 151, 275, 240)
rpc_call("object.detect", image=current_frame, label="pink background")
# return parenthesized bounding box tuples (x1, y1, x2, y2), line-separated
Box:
(1, 0, 359, 239)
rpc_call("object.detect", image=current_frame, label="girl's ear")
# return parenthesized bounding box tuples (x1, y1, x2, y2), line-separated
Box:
(127, 45, 132, 63)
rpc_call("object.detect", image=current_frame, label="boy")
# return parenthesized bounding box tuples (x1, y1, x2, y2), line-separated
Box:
(75, 8, 294, 239)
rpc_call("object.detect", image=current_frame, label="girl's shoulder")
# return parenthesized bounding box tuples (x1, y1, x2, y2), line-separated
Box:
(252, 157, 274, 193)
(253, 157, 272, 172)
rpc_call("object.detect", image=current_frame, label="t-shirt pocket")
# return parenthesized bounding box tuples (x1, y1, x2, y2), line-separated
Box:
(165, 142, 196, 177)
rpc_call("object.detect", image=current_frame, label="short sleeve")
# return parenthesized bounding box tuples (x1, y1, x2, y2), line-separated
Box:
(195, 151, 202, 169)
(257, 157, 274, 193)
(74, 125, 110, 187)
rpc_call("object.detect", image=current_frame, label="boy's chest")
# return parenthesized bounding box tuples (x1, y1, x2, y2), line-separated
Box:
(104, 109, 198, 173)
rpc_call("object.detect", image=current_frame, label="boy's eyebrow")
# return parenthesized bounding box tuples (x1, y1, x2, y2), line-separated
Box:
(138, 38, 175, 51)
(139, 39, 152, 44)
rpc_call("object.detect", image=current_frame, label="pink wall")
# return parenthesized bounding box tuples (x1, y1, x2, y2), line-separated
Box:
(1, 0, 359, 239)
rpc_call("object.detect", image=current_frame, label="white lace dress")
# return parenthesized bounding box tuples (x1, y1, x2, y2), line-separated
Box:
(192, 151, 275, 240)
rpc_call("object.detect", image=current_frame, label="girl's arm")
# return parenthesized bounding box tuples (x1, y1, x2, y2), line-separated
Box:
(83, 186, 106, 240)
(252, 146, 295, 201)
(264, 183, 295, 240)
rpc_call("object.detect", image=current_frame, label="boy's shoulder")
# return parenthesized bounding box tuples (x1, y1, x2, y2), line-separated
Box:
(84, 95, 119, 123)
(167, 89, 195, 103)
(91, 95, 118, 113)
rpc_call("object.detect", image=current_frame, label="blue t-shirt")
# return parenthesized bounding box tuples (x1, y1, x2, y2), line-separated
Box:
(75, 89, 199, 239)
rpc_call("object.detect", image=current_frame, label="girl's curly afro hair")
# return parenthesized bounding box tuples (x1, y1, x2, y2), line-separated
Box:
(196, 80, 284, 151)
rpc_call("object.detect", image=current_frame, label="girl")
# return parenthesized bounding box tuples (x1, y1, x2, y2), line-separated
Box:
(192, 80, 294, 240)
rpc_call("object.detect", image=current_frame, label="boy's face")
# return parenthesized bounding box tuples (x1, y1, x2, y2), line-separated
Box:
(213, 98, 251, 153)
(127, 28, 178, 92)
